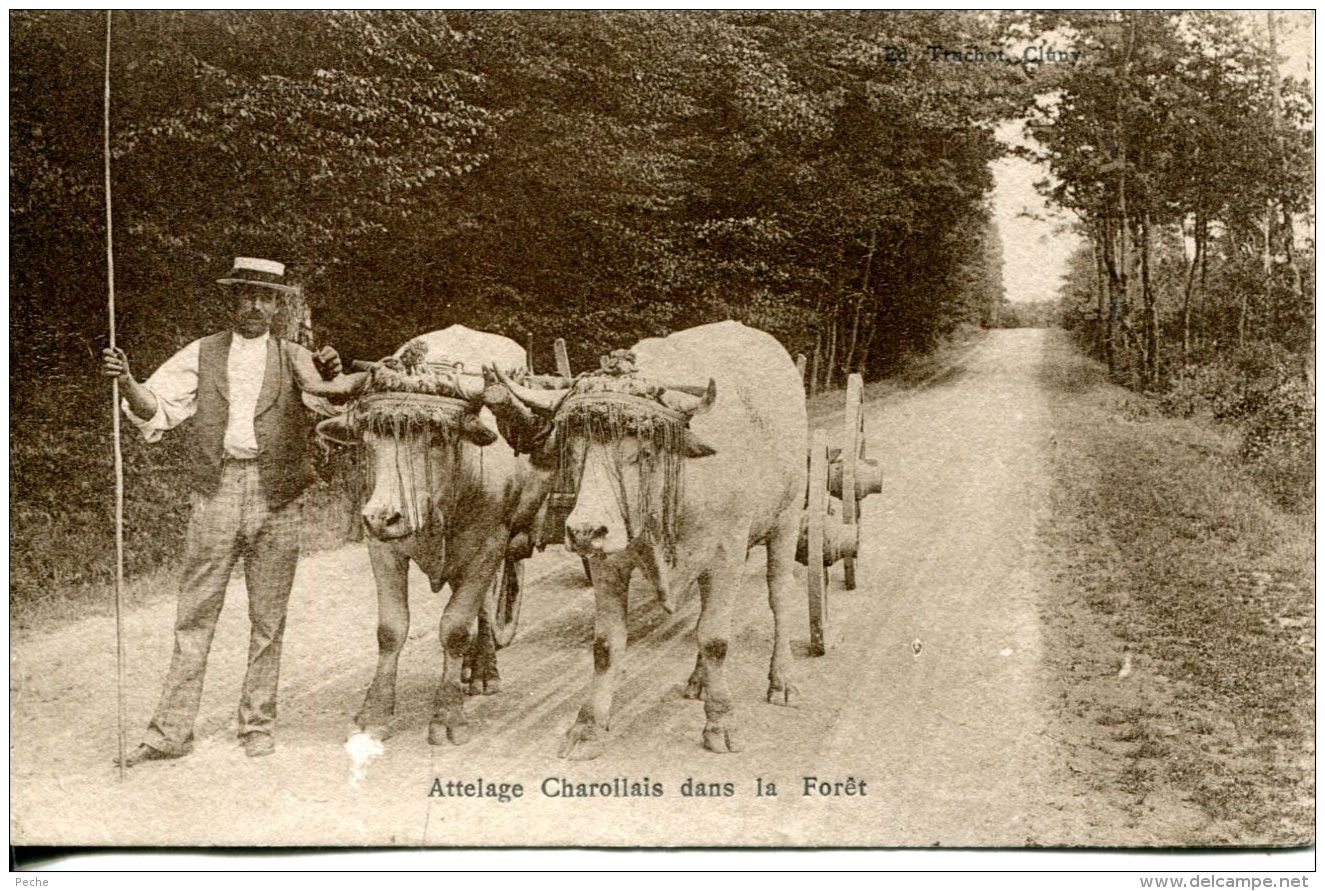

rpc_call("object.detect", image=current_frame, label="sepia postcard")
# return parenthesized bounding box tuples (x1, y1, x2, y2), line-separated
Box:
(8, 9, 1314, 867)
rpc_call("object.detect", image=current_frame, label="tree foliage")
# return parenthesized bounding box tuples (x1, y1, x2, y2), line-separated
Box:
(1035, 11, 1313, 510)
(1031, 11, 1313, 385)
(12, 11, 1027, 594)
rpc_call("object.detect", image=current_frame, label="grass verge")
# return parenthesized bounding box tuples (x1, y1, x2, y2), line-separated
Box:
(1038, 342, 1313, 845)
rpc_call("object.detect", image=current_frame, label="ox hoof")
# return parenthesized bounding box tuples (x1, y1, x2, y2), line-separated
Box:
(428, 721, 471, 746)
(558, 721, 608, 761)
(766, 678, 797, 707)
(466, 677, 501, 696)
(702, 724, 744, 754)
(355, 722, 393, 742)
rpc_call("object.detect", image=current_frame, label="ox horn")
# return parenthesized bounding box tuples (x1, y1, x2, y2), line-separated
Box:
(315, 413, 358, 447)
(661, 378, 717, 419)
(488, 364, 570, 417)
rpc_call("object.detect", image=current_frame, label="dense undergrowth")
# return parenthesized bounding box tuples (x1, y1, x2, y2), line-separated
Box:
(1152, 345, 1314, 514)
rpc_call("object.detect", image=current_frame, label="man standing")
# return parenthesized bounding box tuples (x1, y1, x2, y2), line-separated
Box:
(101, 257, 365, 765)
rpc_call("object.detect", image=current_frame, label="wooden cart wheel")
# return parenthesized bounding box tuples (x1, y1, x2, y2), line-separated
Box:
(843, 373, 864, 590)
(489, 557, 525, 649)
(807, 427, 830, 657)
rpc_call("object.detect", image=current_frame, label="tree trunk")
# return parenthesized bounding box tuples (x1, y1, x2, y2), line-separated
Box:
(843, 292, 866, 380)
(856, 305, 878, 376)
(1098, 218, 1127, 379)
(1098, 224, 1114, 374)
(1140, 212, 1158, 386)
(1130, 227, 1146, 388)
(1282, 210, 1307, 315)
(1114, 15, 1135, 380)
(1197, 218, 1210, 350)
(1180, 213, 1204, 367)
(809, 331, 822, 398)
(1251, 15, 1281, 353)
(1244, 206, 1272, 346)
(1115, 219, 1140, 386)
(1092, 237, 1109, 361)
(1267, 12, 1310, 333)
(843, 228, 878, 377)
(1113, 189, 1132, 382)
(824, 316, 838, 391)
(276, 284, 313, 347)
(1262, 203, 1274, 343)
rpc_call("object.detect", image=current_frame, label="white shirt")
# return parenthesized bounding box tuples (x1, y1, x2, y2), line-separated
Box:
(123, 332, 331, 458)
(223, 331, 270, 456)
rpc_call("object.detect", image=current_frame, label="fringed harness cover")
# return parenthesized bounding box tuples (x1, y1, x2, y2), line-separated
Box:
(347, 339, 490, 537)
(552, 350, 693, 560)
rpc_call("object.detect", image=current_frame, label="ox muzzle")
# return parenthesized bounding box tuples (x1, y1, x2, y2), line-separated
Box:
(362, 501, 414, 541)
(564, 448, 633, 556)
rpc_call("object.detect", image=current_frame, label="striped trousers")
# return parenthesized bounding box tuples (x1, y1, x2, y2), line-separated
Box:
(143, 458, 302, 754)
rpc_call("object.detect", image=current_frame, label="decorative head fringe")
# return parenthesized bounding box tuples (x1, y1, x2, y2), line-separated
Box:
(348, 338, 488, 538)
(551, 354, 694, 560)
(354, 393, 471, 442)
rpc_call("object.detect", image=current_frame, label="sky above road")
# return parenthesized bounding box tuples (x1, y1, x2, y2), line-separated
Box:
(991, 120, 1068, 306)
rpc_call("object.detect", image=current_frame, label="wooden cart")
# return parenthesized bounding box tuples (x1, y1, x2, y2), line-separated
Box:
(799, 373, 883, 656)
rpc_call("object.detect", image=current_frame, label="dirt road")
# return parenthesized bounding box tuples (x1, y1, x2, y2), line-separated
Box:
(11, 329, 1116, 847)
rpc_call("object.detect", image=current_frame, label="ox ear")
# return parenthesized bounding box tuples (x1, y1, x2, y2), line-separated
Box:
(682, 429, 717, 459)
(458, 413, 499, 447)
(316, 414, 359, 448)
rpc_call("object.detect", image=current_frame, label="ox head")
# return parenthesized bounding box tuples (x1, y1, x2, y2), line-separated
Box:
(484, 352, 716, 560)
(318, 342, 498, 542)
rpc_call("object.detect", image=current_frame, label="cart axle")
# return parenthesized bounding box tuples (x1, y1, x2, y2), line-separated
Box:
(828, 457, 883, 502)
(795, 515, 859, 567)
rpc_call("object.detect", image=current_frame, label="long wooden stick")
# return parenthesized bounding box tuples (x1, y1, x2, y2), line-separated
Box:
(105, 10, 128, 782)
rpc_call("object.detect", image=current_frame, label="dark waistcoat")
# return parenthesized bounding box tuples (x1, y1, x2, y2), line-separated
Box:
(190, 330, 316, 507)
